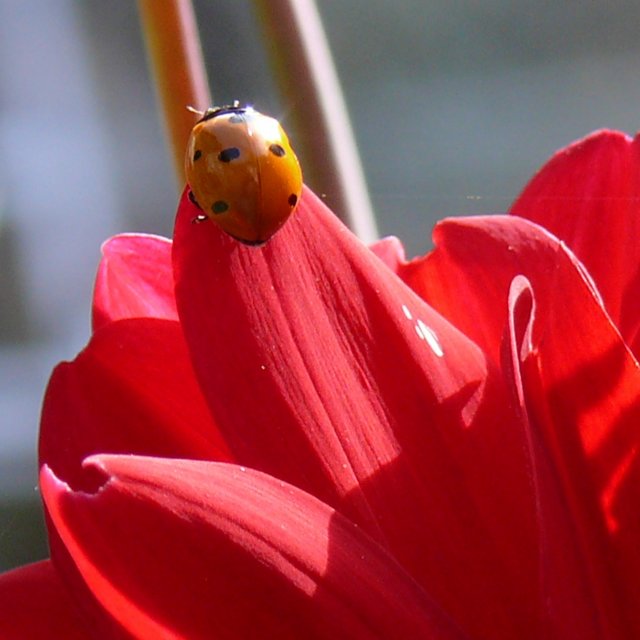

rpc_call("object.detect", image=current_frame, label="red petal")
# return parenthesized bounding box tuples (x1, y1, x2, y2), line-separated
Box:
(93, 234, 177, 331)
(41, 456, 465, 639)
(410, 215, 640, 635)
(40, 317, 231, 489)
(400, 215, 603, 369)
(173, 187, 540, 637)
(503, 277, 620, 638)
(510, 130, 640, 353)
(0, 561, 87, 639)
(40, 318, 233, 634)
(515, 251, 640, 636)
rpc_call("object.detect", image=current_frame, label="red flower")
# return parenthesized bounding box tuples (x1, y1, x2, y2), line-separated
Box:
(1, 131, 638, 639)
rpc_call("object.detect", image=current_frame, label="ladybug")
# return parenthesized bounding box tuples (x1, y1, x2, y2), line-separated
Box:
(185, 103, 303, 245)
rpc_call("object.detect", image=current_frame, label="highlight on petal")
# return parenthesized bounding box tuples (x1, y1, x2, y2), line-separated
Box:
(173, 186, 541, 637)
(40, 317, 230, 490)
(510, 130, 640, 353)
(368, 235, 407, 273)
(41, 455, 465, 639)
(0, 560, 87, 639)
(93, 233, 177, 330)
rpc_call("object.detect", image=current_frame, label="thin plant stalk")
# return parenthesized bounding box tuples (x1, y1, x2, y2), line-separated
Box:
(255, 0, 379, 242)
(138, 0, 211, 186)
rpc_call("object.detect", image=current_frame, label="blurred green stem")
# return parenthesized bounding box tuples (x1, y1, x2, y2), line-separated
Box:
(138, 0, 211, 186)
(256, 0, 379, 242)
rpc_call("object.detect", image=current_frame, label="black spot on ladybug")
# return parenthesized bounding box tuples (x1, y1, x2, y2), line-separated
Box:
(212, 200, 229, 214)
(288, 193, 298, 206)
(193, 149, 202, 161)
(229, 114, 245, 124)
(269, 144, 286, 157)
(218, 148, 240, 163)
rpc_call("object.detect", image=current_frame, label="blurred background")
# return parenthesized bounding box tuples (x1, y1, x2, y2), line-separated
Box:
(1, 0, 640, 571)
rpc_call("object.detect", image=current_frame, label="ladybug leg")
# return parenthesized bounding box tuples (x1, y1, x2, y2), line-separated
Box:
(188, 189, 202, 208)
(187, 189, 208, 224)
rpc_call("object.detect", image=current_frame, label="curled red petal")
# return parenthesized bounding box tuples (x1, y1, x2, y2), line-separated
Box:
(41, 455, 465, 639)
(173, 187, 540, 637)
(0, 560, 87, 639)
(510, 130, 640, 353)
(93, 234, 177, 331)
(515, 248, 640, 636)
(502, 276, 619, 638)
(408, 215, 640, 635)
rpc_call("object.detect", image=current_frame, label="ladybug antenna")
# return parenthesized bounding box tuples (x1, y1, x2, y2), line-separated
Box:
(186, 105, 205, 116)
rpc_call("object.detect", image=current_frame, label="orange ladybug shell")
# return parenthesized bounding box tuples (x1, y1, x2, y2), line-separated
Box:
(185, 106, 303, 245)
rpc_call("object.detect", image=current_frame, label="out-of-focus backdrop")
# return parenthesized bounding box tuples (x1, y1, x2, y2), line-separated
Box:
(1, 0, 639, 571)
